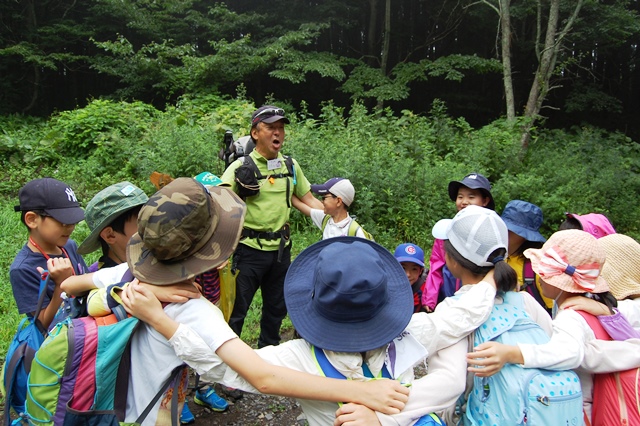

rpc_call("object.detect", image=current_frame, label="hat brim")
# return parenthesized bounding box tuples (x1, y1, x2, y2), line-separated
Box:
(310, 184, 328, 194)
(285, 237, 413, 352)
(78, 206, 144, 255)
(432, 218, 452, 240)
(395, 256, 425, 267)
(447, 181, 495, 210)
(127, 187, 246, 285)
(525, 247, 609, 294)
(45, 207, 85, 226)
(260, 115, 290, 124)
(505, 222, 547, 244)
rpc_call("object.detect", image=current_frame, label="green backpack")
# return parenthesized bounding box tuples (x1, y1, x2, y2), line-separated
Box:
(321, 215, 373, 240)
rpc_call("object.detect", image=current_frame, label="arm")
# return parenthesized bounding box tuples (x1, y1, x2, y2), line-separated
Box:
(468, 309, 590, 376)
(421, 240, 445, 311)
(121, 283, 409, 415)
(61, 272, 97, 296)
(406, 276, 496, 356)
(38, 257, 74, 328)
(374, 339, 467, 426)
(561, 296, 640, 340)
(292, 195, 312, 217)
(298, 190, 324, 210)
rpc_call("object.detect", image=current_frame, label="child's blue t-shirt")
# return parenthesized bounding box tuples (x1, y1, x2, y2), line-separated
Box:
(9, 239, 87, 315)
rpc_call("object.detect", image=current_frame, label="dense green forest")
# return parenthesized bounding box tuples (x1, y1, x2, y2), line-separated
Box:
(1, 0, 639, 139)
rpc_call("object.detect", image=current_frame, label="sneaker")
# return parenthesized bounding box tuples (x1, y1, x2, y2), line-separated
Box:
(194, 386, 229, 412)
(180, 402, 195, 425)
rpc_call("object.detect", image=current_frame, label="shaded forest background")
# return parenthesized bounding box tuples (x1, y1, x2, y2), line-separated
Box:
(1, 0, 639, 139)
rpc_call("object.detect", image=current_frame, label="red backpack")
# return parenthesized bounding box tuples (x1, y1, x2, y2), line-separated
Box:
(577, 311, 640, 426)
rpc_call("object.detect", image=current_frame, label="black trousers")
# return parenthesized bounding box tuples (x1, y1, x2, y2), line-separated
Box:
(228, 243, 291, 348)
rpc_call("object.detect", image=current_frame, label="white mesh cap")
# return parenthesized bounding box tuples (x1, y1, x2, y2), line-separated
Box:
(432, 205, 508, 267)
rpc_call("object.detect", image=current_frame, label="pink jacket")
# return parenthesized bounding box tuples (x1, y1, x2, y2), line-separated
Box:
(422, 239, 445, 310)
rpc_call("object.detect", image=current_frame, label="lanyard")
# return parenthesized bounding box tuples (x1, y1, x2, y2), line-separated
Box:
(29, 236, 75, 275)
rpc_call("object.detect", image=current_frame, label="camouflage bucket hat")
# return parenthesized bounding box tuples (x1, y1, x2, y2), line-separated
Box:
(78, 182, 149, 255)
(127, 177, 246, 285)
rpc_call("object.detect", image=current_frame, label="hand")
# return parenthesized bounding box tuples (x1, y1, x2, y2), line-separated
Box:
(139, 281, 200, 303)
(334, 403, 381, 426)
(357, 379, 408, 414)
(466, 342, 522, 377)
(560, 296, 612, 316)
(46, 257, 74, 284)
(482, 269, 496, 289)
(421, 305, 433, 313)
(121, 282, 166, 325)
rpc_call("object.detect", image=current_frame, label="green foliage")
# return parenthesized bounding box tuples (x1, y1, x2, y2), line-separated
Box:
(2, 97, 640, 355)
(49, 99, 159, 158)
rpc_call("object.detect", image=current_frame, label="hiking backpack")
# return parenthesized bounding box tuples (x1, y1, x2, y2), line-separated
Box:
(23, 296, 185, 426)
(465, 291, 583, 425)
(2, 274, 50, 425)
(320, 215, 373, 240)
(219, 133, 256, 168)
(577, 311, 640, 426)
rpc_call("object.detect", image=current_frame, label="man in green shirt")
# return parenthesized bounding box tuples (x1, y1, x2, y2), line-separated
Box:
(221, 105, 322, 348)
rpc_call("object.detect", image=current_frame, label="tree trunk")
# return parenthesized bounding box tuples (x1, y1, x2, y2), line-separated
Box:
(520, 0, 584, 150)
(499, 0, 515, 121)
(376, 0, 391, 111)
(367, 0, 378, 66)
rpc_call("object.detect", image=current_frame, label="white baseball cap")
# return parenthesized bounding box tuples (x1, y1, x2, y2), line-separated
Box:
(432, 205, 508, 267)
(311, 178, 355, 207)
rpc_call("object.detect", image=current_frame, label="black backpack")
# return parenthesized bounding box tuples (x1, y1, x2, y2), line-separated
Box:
(234, 155, 296, 206)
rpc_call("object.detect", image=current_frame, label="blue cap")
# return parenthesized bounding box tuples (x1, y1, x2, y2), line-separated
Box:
(394, 243, 425, 267)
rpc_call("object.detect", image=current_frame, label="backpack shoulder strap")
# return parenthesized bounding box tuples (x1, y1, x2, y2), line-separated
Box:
(523, 259, 536, 286)
(347, 219, 361, 237)
(240, 155, 264, 180)
(576, 310, 612, 340)
(311, 345, 346, 380)
(321, 215, 331, 231)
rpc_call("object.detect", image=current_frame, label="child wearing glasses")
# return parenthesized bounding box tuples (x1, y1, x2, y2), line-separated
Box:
(293, 177, 372, 240)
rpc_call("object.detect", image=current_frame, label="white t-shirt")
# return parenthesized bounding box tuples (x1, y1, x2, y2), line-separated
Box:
(125, 297, 237, 425)
(309, 208, 367, 239)
(92, 262, 129, 288)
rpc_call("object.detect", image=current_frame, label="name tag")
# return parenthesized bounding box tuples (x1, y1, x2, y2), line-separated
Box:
(386, 331, 428, 378)
(267, 159, 282, 170)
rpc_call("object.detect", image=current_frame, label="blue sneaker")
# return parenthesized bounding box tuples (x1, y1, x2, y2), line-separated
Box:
(180, 402, 195, 424)
(194, 386, 229, 412)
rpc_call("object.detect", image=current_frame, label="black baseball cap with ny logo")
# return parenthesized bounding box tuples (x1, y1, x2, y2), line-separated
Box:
(14, 177, 85, 225)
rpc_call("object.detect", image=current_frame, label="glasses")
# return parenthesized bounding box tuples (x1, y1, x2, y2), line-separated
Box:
(321, 194, 337, 201)
(252, 107, 286, 124)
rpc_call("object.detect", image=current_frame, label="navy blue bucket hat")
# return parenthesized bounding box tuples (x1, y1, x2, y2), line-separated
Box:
(501, 200, 546, 243)
(285, 237, 413, 352)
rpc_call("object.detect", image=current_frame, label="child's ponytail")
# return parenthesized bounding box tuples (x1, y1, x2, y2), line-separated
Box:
(487, 249, 518, 293)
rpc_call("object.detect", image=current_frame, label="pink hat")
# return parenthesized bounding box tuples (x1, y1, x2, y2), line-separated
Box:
(524, 230, 609, 294)
(565, 213, 616, 239)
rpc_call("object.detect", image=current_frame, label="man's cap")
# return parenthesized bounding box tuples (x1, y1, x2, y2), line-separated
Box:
(524, 230, 608, 294)
(394, 243, 425, 267)
(598, 233, 640, 300)
(194, 172, 223, 188)
(432, 205, 508, 267)
(78, 182, 149, 255)
(251, 105, 290, 126)
(311, 178, 355, 207)
(14, 177, 84, 225)
(285, 237, 413, 352)
(127, 178, 246, 285)
(501, 200, 546, 244)
(448, 173, 495, 210)
(565, 213, 616, 239)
